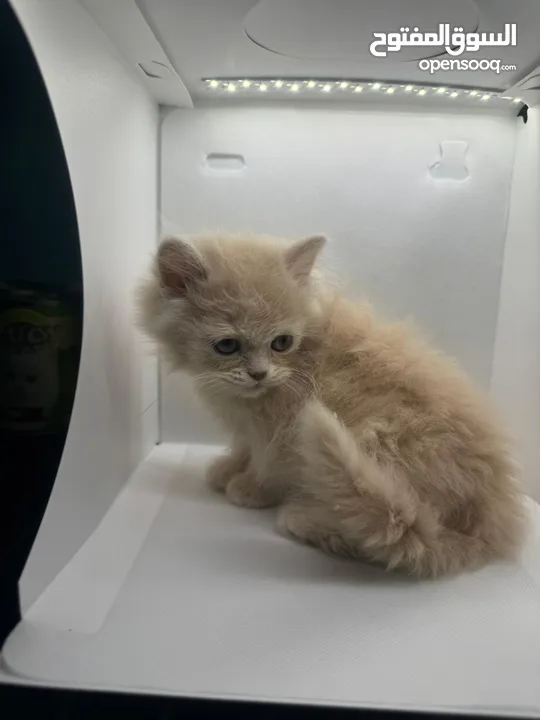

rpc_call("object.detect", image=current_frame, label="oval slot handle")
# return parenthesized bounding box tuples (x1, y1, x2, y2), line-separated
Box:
(205, 153, 246, 172)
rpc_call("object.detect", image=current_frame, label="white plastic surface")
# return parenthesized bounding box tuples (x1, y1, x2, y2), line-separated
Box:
(21, 445, 182, 635)
(79, 0, 193, 108)
(159, 106, 516, 444)
(243, 0, 479, 62)
(4, 444, 540, 715)
(10, 0, 159, 610)
(137, 0, 540, 96)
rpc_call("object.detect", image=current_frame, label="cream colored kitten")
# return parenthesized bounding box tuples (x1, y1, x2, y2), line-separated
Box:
(138, 234, 527, 577)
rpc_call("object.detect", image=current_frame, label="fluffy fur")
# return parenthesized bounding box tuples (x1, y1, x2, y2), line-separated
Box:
(138, 233, 527, 577)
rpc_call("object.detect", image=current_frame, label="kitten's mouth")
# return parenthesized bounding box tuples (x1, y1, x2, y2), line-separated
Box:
(236, 383, 268, 398)
(219, 376, 282, 398)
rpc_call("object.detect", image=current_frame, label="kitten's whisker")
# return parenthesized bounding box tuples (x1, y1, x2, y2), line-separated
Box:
(281, 378, 305, 404)
(294, 368, 318, 392)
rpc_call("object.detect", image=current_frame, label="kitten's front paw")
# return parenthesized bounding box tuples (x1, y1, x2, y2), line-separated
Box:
(206, 450, 249, 493)
(226, 472, 279, 509)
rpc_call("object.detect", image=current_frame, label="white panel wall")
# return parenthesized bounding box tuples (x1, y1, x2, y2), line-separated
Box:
(491, 109, 540, 501)
(160, 106, 516, 445)
(11, 0, 159, 609)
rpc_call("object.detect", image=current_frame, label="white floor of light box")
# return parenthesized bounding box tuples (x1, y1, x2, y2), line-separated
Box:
(3, 443, 540, 715)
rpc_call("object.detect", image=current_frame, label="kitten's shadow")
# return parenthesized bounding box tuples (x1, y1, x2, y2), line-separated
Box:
(204, 532, 422, 588)
(166, 470, 424, 587)
(169, 494, 419, 588)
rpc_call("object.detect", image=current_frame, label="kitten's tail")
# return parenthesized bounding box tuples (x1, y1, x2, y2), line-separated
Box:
(295, 400, 507, 577)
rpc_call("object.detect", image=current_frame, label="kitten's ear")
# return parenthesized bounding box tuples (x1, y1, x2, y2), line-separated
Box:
(284, 235, 326, 281)
(157, 238, 207, 296)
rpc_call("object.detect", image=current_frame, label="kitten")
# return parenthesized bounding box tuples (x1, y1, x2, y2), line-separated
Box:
(138, 234, 527, 577)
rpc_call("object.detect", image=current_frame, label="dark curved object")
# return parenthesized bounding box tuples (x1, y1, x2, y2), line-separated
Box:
(518, 103, 529, 124)
(0, 0, 83, 646)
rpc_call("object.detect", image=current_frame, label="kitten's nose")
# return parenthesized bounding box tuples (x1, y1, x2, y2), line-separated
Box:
(248, 370, 267, 382)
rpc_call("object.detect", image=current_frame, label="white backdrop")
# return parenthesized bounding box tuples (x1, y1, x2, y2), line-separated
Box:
(160, 105, 516, 443)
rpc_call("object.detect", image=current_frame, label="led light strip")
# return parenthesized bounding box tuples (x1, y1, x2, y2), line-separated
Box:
(203, 78, 522, 104)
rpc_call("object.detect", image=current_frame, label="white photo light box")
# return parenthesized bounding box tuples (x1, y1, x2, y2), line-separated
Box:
(2, 0, 540, 716)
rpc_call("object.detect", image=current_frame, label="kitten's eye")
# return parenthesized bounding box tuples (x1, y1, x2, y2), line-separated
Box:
(213, 338, 240, 355)
(271, 335, 294, 353)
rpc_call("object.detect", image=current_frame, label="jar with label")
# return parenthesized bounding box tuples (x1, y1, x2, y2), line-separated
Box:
(0, 285, 79, 434)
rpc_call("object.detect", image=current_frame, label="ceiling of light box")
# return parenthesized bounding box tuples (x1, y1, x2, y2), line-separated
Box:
(136, 0, 540, 99)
